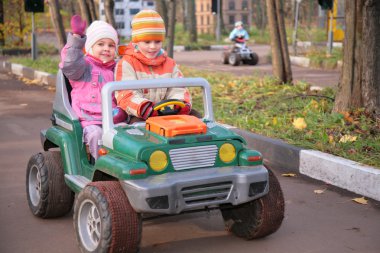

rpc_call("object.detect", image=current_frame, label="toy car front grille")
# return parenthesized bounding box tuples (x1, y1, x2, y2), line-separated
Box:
(169, 145, 218, 170)
(181, 181, 233, 205)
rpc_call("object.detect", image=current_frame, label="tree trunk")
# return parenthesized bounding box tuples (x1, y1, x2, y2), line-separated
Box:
(334, 0, 380, 120)
(0, 0, 4, 46)
(188, 0, 197, 43)
(156, 0, 169, 35)
(78, 0, 92, 25)
(219, 0, 226, 34)
(275, 0, 292, 83)
(266, 0, 292, 84)
(166, 0, 176, 58)
(361, 1, 380, 118)
(182, 0, 188, 31)
(104, 0, 116, 28)
(86, 0, 98, 21)
(46, 0, 66, 49)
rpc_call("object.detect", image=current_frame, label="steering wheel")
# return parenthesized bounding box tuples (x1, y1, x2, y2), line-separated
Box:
(153, 99, 186, 116)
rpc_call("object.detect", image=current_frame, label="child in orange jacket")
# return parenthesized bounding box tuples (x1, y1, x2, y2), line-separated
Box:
(115, 10, 191, 120)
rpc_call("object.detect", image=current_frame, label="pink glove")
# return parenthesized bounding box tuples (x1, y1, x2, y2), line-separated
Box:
(71, 15, 87, 36)
(113, 107, 128, 124)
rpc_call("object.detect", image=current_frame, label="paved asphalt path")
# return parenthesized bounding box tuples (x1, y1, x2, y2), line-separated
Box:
(173, 45, 340, 89)
(0, 70, 379, 253)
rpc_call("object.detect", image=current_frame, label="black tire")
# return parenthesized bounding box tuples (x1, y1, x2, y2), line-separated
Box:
(222, 51, 229, 64)
(247, 52, 259, 65)
(221, 169, 284, 239)
(74, 181, 142, 253)
(26, 151, 74, 218)
(229, 52, 241, 66)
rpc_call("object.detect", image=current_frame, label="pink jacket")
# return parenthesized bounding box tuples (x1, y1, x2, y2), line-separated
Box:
(60, 33, 117, 127)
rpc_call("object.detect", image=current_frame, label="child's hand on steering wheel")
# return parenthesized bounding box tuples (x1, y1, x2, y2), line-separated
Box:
(175, 102, 191, 115)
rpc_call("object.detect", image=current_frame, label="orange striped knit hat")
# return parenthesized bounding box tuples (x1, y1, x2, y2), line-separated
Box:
(131, 10, 165, 43)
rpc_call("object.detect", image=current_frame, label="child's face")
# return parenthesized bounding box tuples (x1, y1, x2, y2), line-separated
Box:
(91, 38, 116, 63)
(136, 40, 163, 59)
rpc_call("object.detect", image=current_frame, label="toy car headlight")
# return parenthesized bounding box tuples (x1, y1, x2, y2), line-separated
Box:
(149, 150, 168, 172)
(219, 143, 236, 163)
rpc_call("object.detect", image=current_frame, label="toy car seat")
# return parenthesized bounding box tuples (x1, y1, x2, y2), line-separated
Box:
(52, 70, 94, 164)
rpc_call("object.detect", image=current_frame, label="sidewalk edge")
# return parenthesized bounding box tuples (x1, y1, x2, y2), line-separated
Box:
(230, 126, 380, 201)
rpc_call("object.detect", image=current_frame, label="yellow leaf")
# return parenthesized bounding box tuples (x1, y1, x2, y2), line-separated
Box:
(310, 99, 319, 109)
(292, 117, 307, 130)
(339, 135, 357, 143)
(328, 135, 334, 144)
(352, 197, 368, 205)
(314, 189, 326, 194)
(228, 81, 236, 88)
(272, 117, 278, 126)
(282, 173, 297, 177)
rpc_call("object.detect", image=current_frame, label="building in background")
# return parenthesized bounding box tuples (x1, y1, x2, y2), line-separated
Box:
(223, 0, 252, 31)
(99, 0, 155, 38)
(195, 0, 252, 35)
(195, 0, 214, 34)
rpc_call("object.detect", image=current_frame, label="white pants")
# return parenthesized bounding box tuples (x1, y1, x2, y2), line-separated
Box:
(83, 124, 103, 160)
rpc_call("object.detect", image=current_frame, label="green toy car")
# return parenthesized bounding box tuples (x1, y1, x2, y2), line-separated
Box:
(26, 70, 285, 253)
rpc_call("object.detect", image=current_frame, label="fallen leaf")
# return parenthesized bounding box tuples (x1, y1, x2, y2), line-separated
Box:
(352, 197, 368, 205)
(345, 227, 360, 232)
(343, 111, 354, 123)
(292, 117, 307, 130)
(310, 99, 319, 109)
(282, 173, 297, 177)
(272, 117, 278, 126)
(228, 81, 236, 88)
(314, 189, 326, 194)
(339, 135, 357, 143)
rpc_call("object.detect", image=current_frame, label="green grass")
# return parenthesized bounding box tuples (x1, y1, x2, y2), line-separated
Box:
(8, 57, 379, 168)
(181, 66, 380, 168)
(307, 47, 342, 69)
(9, 55, 60, 74)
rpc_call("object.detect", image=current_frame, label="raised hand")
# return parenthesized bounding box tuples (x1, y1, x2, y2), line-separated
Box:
(71, 15, 87, 36)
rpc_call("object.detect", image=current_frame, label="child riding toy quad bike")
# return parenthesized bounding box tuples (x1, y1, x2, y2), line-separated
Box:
(222, 37, 259, 66)
(26, 71, 284, 253)
(223, 21, 259, 66)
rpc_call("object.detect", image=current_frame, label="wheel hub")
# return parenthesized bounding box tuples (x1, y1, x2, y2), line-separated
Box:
(28, 165, 41, 206)
(78, 200, 101, 251)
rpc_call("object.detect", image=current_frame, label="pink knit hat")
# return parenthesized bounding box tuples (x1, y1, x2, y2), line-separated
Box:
(85, 20, 119, 53)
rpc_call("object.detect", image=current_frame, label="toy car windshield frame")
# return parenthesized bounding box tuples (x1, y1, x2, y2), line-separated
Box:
(101, 78, 215, 149)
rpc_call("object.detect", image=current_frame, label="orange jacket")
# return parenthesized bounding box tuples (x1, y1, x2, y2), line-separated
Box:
(115, 43, 191, 118)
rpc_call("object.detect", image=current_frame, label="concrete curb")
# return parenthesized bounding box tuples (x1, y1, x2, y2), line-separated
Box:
(230, 127, 380, 201)
(1, 61, 56, 87)
(1, 60, 379, 201)
(290, 56, 310, 68)
(174, 44, 229, 52)
(300, 150, 380, 201)
(290, 55, 343, 70)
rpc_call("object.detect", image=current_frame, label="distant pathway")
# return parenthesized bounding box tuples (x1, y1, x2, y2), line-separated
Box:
(173, 45, 340, 89)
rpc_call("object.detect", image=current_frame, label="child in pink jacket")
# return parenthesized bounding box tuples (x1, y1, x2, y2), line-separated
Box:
(60, 15, 126, 160)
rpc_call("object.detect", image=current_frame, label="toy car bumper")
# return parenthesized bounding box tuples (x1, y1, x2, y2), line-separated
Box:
(120, 165, 268, 214)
